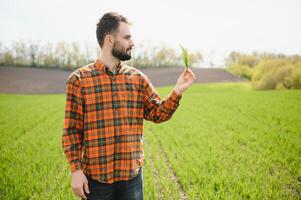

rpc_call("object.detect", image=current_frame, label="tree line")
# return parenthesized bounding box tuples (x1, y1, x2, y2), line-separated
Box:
(0, 41, 202, 70)
(1, 40, 300, 90)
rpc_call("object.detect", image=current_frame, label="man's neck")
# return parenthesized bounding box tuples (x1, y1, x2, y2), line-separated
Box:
(99, 51, 120, 72)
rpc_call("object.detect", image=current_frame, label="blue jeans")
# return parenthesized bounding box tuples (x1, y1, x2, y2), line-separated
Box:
(83, 167, 143, 200)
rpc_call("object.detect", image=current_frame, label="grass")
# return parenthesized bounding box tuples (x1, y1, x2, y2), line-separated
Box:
(180, 45, 190, 68)
(0, 82, 300, 199)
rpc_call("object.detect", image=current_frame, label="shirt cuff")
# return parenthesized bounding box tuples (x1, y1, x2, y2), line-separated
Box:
(169, 89, 182, 103)
(70, 160, 82, 173)
(164, 89, 182, 112)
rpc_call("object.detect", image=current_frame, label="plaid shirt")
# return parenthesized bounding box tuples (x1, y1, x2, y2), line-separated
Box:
(62, 59, 182, 184)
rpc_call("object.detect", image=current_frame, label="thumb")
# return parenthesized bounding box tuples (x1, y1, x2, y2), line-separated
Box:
(180, 68, 188, 77)
(84, 179, 90, 194)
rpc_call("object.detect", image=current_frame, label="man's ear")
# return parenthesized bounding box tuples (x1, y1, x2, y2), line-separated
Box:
(105, 34, 114, 47)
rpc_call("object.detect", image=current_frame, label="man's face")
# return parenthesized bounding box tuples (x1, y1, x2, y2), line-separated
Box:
(111, 22, 134, 61)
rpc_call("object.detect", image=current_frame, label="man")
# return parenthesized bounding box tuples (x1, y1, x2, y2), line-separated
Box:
(62, 12, 196, 200)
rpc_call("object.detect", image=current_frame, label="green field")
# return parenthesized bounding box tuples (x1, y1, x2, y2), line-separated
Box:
(0, 82, 300, 200)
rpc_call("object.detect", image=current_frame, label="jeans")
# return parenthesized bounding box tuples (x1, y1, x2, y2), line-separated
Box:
(83, 167, 143, 200)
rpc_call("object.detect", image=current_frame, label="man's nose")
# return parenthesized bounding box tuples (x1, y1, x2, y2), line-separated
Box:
(130, 40, 135, 48)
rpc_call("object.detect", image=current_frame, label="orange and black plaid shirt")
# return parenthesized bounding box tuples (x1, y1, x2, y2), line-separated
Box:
(62, 59, 182, 184)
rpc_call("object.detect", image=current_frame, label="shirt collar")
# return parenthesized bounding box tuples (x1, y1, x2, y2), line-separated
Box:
(94, 58, 122, 75)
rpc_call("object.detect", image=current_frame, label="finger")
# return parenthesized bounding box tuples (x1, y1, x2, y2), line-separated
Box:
(187, 69, 196, 79)
(187, 68, 194, 75)
(79, 187, 87, 200)
(184, 69, 192, 77)
(181, 68, 188, 76)
(84, 180, 90, 194)
(186, 73, 195, 82)
(190, 72, 196, 80)
(73, 188, 82, 199)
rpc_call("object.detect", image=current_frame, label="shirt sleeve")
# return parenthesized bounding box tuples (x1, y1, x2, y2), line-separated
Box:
(142, 74, 182, 123)
(62, 71, 84, 173)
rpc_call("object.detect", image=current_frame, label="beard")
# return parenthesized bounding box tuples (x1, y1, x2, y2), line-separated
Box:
(111, 41, 132, 61)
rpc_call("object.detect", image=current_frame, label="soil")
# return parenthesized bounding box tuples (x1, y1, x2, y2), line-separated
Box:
(0, 66, 246, 94)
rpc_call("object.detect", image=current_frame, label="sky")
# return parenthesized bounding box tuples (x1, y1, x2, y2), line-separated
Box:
(0, 0, 300, 67)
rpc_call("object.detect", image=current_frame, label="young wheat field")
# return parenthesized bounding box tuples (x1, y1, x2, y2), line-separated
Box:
(0, 82, 300, 200)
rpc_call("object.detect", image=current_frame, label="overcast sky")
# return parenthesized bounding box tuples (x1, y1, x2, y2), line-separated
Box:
(0, 0, 300, 66)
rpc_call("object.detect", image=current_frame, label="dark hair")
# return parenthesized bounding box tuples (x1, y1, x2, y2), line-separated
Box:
(96, 12, 129, 48)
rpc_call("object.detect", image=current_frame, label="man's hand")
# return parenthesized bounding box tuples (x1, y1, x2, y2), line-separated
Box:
(71, 169, 90, 199)
(174, 68, 197, 95)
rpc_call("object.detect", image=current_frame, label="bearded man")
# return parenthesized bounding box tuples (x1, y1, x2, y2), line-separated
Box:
(62, 12, 196, 200)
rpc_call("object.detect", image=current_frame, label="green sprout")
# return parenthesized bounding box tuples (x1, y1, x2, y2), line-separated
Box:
(180, 45, 190, 68)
